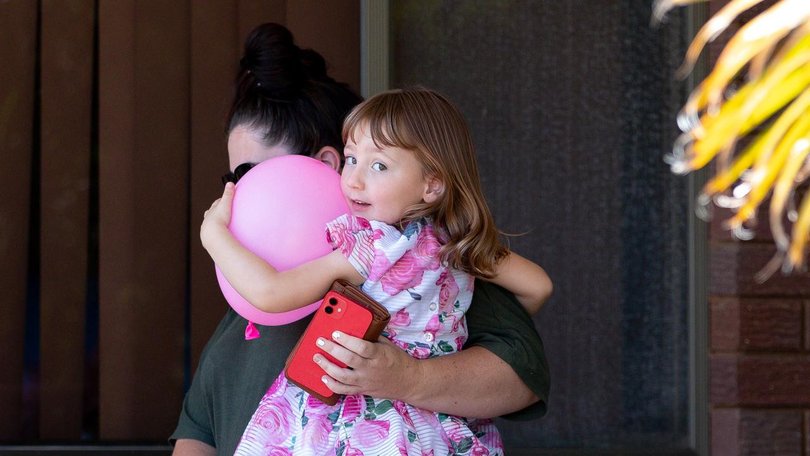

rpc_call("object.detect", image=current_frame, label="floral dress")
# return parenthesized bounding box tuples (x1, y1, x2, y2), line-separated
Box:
(233, 215, 504, 456)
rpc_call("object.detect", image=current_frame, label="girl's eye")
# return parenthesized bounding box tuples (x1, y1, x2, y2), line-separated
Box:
(372, 162, 387, 171)
(345, 156, 357, 165)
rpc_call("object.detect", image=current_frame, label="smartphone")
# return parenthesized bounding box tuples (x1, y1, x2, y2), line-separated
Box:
(285, 282, 389, 405)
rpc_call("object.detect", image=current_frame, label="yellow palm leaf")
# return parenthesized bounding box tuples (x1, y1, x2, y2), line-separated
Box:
(659, 0, 810, 276)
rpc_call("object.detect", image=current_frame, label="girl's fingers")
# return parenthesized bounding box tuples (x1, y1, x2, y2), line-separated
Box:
(221, 181, 235, 201)
(203, 198, 222, 218)
(218, 182, 235, 217)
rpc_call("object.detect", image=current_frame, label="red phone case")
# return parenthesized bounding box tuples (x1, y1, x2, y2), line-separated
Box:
(284, 280, 390, 405)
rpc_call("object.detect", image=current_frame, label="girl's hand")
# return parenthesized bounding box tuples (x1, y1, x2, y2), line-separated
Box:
(313, 332, 422, 400)
(200, 182, 235, 249)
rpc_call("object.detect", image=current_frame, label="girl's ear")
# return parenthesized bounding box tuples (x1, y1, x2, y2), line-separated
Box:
(313, 146, 341, 172)
(423, 176, 445, 204)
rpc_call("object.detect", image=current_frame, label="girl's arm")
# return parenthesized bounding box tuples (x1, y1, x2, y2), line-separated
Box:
(487, 252, 552, 315)
(200, 183, 363, 312)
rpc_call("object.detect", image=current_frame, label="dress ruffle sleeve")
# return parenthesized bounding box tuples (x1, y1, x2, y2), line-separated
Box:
(326, 214, 392, 279)
(326, 215, 439, 287)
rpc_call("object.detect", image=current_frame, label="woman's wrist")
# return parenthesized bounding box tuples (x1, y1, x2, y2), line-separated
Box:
(394, 355, 429, 405)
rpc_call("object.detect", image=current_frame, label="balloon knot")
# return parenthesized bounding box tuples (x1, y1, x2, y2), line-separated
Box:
(244, 321, 261, 340)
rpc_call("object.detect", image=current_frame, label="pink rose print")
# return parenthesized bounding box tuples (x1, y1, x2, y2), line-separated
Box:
(327, 216, 380, 256)
(397, 435, 408, 456)
(441, 417, 478, 451)
(327, 224, 358, 258)
(353, 420, 390, 447)
(301, 412, 333, 452)
(341, 394, 364, 422)
(436, 270, 459, 310)
(411, 346, 431, 359)
(444, 417, 470, 443)
(390, 308, 412, 327)
(422, 451, 435, 456)
(262, 447, 293, 456)
(368, 250, 391, 282)
(393, 400, 415, 428)
(265, 375, 287, 399)
(455, 336, 466, 352)
(380, 250, 425, 296)
(451, 316, 467, 335)
(476, 420, 503, 448)
(412, 225, 442, 270)
(251, 397, 294, 445)
(306, 394, 339, 416)
(394, 432, 408, 455)
(392, 338, 410, 352)
(344, 441, 365, 456)
(471, 441, 491, 456)
(447, 429, 470, 447)
(415, 407, 440, 429)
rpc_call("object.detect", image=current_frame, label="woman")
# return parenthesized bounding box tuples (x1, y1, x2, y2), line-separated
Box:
(171, 23, 550, 455)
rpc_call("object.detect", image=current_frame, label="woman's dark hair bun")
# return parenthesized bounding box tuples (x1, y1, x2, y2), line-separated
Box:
(227, 22, 362, 156)
(241, 22, 312, 100)
(298, 48, 328, 81)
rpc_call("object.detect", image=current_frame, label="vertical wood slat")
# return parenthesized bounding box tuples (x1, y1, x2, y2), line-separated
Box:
(39, 0, 94, 439)
(237, 0, 286, 44)
(0, 0, 38, 440)
(97, 0, 136, 438)
(98, 0, 189, 440)
(286, 0, 361, 93)
(0, 0, 363, 442)
(188, 1, 240, 370)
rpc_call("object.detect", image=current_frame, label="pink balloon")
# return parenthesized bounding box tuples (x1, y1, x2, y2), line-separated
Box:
(216, 155, 349, 325)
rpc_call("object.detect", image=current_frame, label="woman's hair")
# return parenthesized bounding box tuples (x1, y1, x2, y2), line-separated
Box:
(343, 87, 508, 278)
(227, 23, 362, 156)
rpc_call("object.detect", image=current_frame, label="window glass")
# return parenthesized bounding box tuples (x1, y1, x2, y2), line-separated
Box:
(392, 1, 694, 450)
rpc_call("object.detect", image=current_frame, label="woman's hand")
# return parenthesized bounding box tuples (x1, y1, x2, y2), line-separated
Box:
(200, 182, 235, 249)
(313, 332, 423, 401)
(314, 330, 540, 418)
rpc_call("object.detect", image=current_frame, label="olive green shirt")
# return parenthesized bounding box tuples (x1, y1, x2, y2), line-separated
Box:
(170, 281, 549, 454)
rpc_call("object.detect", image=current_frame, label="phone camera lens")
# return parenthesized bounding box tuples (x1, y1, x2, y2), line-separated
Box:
(328, 298, 338, 306)
(324, 306, 334, 314)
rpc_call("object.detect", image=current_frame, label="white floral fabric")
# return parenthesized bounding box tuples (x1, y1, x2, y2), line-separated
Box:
(233, 215, 504, 455)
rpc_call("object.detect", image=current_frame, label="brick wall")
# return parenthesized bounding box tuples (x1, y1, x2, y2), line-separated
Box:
(710, 233, 810, 454)
(705, 2, 810, 454)
(703, 2, 810, 454)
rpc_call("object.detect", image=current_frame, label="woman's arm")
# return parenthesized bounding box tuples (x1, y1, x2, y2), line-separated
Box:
(314, 334, 538, 418)
(172, 439, 216, 456)
(315, 282, 551, 419)
(488, 252, 552, 315)
(200, 183, 362, 312)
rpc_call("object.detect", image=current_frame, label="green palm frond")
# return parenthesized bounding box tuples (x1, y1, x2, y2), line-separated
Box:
(655, 0, 810, 278)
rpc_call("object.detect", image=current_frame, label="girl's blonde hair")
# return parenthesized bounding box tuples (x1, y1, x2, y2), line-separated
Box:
(342, 87, 508, 278)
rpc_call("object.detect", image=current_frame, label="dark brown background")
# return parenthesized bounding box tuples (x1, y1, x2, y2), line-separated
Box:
(0, 0, 359, 442)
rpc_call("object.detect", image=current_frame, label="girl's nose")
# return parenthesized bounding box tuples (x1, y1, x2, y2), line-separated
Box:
(343, 169, 363, 189)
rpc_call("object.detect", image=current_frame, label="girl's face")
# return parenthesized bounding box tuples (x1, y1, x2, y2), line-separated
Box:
(341, 124, 437, 225)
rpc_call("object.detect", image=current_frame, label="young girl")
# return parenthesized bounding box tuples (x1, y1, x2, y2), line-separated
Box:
(201, 87, 552, 455)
